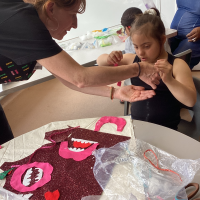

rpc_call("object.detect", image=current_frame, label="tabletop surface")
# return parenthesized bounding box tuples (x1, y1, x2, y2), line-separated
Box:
(0, 117, 199, 199)
(0, 28, 177, 97)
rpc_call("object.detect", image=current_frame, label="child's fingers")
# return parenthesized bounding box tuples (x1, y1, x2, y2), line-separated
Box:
(152, 79, 160, 85)
(155, 59, 166, 65)
(114, 51, 123, 61)
(157, 68, 167, 73)
(108, 59, 115, 65)
(109, 56, 118, 64)
(159, 71, 164, 77)
(156, 59, 165, 62)
(155, 62, 165, 67)
(156, 64, 169, 70)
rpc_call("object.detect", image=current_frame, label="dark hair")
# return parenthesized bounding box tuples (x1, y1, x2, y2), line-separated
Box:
(130, 8, 165, 43)
(149, 7, 160, 17)
(26, 0, 86, 14)
(121, 7, 142, 28)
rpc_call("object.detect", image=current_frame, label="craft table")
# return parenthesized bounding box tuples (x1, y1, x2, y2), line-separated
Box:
(0, 28, 177, 97)
(0, 117, 199, 199)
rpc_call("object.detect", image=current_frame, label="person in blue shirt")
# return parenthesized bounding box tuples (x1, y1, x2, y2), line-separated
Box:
(169, 0, 200, 69)
(121, 7, 143, 54)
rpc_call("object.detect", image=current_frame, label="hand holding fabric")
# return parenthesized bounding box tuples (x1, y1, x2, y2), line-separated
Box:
(116, 85, 156, 102)
(155, 59, 173, 84)
(107, 51, 123, 65)
(139, 62, 160, 89)
(186, 27, 200, 42)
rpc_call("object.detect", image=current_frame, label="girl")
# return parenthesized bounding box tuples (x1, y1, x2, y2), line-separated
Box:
(97, 10, 196, 130)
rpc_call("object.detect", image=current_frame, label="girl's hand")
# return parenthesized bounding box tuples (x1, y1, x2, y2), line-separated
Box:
(139, 62, 160, 89)
(155, 59, 173, 84)
(115, 85, 156, 102)
(107, 51, 123, 65)
(186, 27, 200, 42)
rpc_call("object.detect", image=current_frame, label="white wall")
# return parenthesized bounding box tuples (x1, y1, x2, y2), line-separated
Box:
(61, 0, 177, 41)
(159, 0, 177, 28)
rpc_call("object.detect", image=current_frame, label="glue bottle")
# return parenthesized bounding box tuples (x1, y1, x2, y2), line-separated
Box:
(142, 0, 156, 9)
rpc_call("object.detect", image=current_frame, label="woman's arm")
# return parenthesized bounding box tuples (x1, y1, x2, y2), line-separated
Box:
(37, 50, 140, 88)
(155, 58, 196, 107)
(52, 73, 156, 102)
(97, 51, 161, 89)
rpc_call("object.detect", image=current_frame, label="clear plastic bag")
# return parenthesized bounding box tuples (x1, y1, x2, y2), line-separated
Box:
(81, 193, 138, 200)
(0, 187, 29, 200)
(92, 139, 200, 200)
(80, 42, 95, 50)
(93, 35, 122, 48)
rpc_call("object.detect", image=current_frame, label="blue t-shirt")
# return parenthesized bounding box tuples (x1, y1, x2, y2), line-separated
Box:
(171, 0, 200, 37)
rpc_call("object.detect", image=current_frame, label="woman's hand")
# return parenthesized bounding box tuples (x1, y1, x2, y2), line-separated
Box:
(155, 59, 173, 84)
(186, 27, 200, 42)
(115, 85, 156, 102)
(107, 51, 123, 65)
(139, 62, 161, 89)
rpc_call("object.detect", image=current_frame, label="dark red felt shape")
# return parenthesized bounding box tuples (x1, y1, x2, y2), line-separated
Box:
(1, 127, 130, 200)
(45, 190, 60, 200)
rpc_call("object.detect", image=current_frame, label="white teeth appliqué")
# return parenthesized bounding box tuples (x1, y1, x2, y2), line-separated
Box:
(35, 168, 43, 182)
(68, 147, 84, 152)
(71, 138, 98, 144)
(22, 168, 43, 187)
(22, 168, 32, 186)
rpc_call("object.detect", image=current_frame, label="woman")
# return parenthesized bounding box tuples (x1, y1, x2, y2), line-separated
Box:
(0, 0, 160, 144)
(169, 0, 200, 69)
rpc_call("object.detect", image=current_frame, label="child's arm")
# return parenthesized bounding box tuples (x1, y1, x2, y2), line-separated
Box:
(97, 51, 135, 66)
(155, 58, 196, 107)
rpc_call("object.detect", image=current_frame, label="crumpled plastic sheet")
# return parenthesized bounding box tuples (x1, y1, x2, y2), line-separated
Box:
(93, 35, 122, 48)
(81, 193, 137, 200)
(90, 139, 200, 200)
(0, 187, 28, 200)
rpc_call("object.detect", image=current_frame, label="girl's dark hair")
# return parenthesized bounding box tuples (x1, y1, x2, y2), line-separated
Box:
(121, 7, 143, 28)
(130, 8, 165, 44)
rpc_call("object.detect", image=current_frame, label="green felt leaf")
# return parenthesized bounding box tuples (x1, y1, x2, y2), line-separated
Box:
(0, 168, 14, 180)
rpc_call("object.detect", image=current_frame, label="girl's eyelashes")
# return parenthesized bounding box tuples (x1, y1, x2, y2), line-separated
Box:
(134, 45, 151, 49)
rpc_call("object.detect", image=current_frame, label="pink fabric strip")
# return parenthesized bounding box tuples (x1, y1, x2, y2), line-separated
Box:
(94, 116, 126, 132)
(10, 162, 53, 192)
(59, 141, 99, 161)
